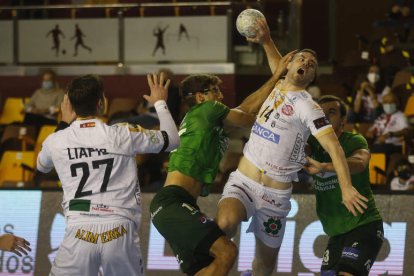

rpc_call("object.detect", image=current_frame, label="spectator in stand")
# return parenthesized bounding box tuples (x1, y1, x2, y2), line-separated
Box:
(24, 69, 65, 126)
(390, 158, 414, 190)
(349, 65, 391, 123)
(366, 92, 409, 156)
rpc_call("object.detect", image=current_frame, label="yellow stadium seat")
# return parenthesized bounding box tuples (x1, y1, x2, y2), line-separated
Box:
(0, 151, 35, 185)
(404, 95, 414, 117)
(369, 153, 386, 185)
(0, 97, 25, 124)
(34, 125, 56, 162)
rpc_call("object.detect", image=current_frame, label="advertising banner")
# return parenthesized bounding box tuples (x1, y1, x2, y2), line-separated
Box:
(0, 191, 412, 275)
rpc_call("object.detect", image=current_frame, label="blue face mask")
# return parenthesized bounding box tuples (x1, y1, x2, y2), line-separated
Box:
(42, 81, 54, 90)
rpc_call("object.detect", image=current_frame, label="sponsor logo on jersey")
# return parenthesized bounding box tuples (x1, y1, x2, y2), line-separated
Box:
(341, 247, 360, 260)
(262, 217, 283, 237)
(91, 204, 114, 213)
(80, 122, 96, 128)
(281, 104, 294, 116)
(74, 225, 127, 244)
(313, 116, 330, 129)
(261, 194, 282, 207)
(252, 122, 280, 144)
(314, 178, 337, 191)
(289, 133, 304, 162)
(150, 206, 163, 219)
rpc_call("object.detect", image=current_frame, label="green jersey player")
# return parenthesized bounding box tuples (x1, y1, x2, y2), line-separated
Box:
(150, 52, 295, 276)
(305, 95, 383, 276)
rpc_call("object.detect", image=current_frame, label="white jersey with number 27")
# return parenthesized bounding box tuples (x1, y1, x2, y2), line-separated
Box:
(37, 118, 170, 223)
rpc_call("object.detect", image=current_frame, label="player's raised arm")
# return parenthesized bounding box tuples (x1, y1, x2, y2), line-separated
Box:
(144, 73, 179, 152)
(316, 131, 369, 216)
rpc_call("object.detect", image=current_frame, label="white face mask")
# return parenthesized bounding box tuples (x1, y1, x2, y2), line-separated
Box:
(383, 103, 397, 114)
(367, 72, 380, 84)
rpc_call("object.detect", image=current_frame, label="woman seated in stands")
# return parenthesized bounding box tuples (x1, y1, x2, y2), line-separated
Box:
(23, 69, 64, 126)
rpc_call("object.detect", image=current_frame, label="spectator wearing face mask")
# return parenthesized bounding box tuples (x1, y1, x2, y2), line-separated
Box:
(365, 93, 408, 155)
(24, 69, 65, 126)
(390, 159, 414, 190)
(349, 65, 391, 123)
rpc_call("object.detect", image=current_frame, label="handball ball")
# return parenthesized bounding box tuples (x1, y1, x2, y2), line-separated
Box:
(236, 9, 265, 38)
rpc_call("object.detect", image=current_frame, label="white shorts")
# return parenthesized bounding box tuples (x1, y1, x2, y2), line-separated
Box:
(219, 170, 292, 248)
(50, 218, 143, 276)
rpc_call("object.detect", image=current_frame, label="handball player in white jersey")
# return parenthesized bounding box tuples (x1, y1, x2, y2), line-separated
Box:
(37, 73, 179, 275)
(216, 19, 369, 275)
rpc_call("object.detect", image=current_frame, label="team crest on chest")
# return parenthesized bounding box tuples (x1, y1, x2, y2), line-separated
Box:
(281, 104, 294, 116)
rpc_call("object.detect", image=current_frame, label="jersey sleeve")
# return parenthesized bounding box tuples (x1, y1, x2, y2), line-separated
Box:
(36, 136, 55, 173)
(202, 101, 230, 123)
(296, 98, 333, 137)
(115, 123, 169, 155)
(346, 133, 369, 154)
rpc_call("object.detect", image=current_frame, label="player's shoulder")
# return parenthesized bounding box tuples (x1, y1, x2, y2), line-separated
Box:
(342, 131, 368, 147)
(293, 92, 321, 112)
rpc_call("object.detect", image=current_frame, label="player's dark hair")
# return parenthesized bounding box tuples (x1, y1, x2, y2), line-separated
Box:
(180, 74, 221, 107)
(318, 95, 348, 117)
(67, 74, 104, 117)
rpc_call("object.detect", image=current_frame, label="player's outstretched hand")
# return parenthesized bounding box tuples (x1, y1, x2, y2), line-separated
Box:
(61, 94, 77, 124)
(274, 50, 298, 78)
(246, 18, 271, 44)
(144, 72, 170, 104)
(0, 234, 31, 257)
(341, 186, 368, 216)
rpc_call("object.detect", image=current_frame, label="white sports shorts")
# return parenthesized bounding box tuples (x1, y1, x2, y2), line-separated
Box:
(219, 170, 292, 248)
(50, 217, 143, 276)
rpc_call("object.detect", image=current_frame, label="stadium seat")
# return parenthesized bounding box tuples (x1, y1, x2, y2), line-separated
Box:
(404, 95, 414, 117)
(0, 97, 25, 124)
(0, 125, 38, 159)
(0, 151, 35, 186)
(34, 125, 56, 156)
(369, 153, 386, 185)
(392, 70, 412, 89)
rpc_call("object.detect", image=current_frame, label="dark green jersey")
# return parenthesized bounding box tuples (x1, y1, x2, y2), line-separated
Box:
(308, 132, 382, 237)
(168, 101, 230, 190)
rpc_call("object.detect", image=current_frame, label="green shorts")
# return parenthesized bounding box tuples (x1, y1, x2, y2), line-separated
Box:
(321, 220, 384, 276)
(149, 185, 224, 275)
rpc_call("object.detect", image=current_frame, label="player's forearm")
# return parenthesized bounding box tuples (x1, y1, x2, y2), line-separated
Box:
(237, 72, 279, 115)
(262, 39, 282, 74)
(326, 143, 354, 190)
(321, 157, 367, 175)
(155, 100, 179, 151)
